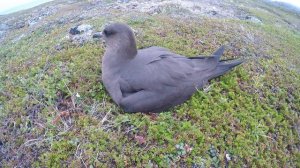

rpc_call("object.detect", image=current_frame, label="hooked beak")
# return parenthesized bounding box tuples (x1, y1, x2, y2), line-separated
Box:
(93, 32, 103, 38)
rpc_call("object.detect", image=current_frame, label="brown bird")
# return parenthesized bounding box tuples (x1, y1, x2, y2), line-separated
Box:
(94, 23, 243, 113)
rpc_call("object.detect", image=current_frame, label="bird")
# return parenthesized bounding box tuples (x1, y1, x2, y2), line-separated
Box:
(94, 23, 243, 113)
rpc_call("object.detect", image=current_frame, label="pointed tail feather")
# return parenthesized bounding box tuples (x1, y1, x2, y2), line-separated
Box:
(209, 59, 244, 79)
(189, 45, 226, 60)
(212, 45, 225, 60)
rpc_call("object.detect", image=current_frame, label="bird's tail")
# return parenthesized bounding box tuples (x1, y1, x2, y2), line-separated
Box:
(212, 45, 225, 60)
(192, 45, 243, 79)
(209, 59, 243, 79)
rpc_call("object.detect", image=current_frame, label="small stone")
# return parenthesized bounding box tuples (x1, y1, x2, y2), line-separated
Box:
(76, 24, 92, 33)
(119, 0, 130, 3)
(127, 3, 138, 9)
(0, 23, 9, 31)
(12, 34, 26, 43)
(69, 26, 81, 35)
(58, 18, 67, 24)
(93, 32, 102, 38)
(14, 21, 26, 29)
(195, 39, 205, 45)
(208, 10, 218, 15)
(55, 44, 63, 51)
(226, 153, 231, 161)
(68, 24, 94, 45)
(28, 19, 38, 26)
(69, 24, 92, 35)
(245, 15, 262, 23)
(0, 31, 5, 37)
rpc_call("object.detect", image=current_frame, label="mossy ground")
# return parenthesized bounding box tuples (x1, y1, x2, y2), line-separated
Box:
(0, 2, 300, 167)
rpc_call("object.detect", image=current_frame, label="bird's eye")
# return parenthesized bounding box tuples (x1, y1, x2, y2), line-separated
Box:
(103, 29, 114, 36)
(103, 29, 108, 35)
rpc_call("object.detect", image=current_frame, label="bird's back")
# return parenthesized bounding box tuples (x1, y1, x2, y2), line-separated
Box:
(118, 46, 212, 112)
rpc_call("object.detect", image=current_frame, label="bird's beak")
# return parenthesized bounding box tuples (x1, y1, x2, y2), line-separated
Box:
(93, 32, 103, 38)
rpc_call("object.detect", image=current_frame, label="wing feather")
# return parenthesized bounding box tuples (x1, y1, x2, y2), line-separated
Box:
(119, 46, 218, 95)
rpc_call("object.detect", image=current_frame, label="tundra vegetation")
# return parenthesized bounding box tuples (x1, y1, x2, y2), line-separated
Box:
(0, 0, 299, 167)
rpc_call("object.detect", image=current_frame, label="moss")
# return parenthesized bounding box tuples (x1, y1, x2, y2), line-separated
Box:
(1, 4, 300, 167)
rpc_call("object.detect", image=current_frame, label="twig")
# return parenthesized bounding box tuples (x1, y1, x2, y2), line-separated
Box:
(75, 143, 81, 157)
(90, 101, 99, 116)
(75, 143, 87, 168)
(101, 109, 111, 125)
(0, 91, 13, 99)
(37, 55, 50, 83)
(22, 127, 72, 147)
(124, 127, 137, 134)
(81, 156, 88, 168)
(71, 94, 76, 109)
(23, 138, 45, 147)
(63, 80, 73, 95)
(203, 84, 212, 92)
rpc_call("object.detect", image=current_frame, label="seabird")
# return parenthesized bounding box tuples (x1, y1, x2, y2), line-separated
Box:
(94, 23, 243, 113)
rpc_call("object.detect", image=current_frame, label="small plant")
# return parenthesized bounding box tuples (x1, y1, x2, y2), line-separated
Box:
(0, 1, 300, 167)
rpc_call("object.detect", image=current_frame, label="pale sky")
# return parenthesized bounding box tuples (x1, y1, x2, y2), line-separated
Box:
(272, 0, 300, 8)
(0, 0, 52, 15)
(0, 0, 32, 11)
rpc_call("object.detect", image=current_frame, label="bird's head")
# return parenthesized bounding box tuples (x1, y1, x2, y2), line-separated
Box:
(94, 23, 137, 57)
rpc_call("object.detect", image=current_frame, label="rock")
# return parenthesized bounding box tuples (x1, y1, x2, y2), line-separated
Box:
(68, 24, 94, 45)
(57, 18, 67, 25)
(12, 34, 26, 43)
(93, 32, 102, 38)
(0, 31, 5, 37)
(76, 24, 92, 33)
(195, 39, 205, 45)
(55, 44, 64, 51)
(71, 34, 93, 45)
(28, 19, 38, 26)
(119, 0, 130, 3)
(14, 21, 26, 29)
(127, 3, 138, 9)
(0, 23, 9, 31)
(69, 24, 92, 35)
(245, 15, 262, 23)
(147, 6, 162, 15)
(208, 10, 218, 16)
(69, 26, 81, 35)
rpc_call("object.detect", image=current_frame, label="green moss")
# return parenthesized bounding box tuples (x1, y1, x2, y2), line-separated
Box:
(1, 5, 300, 167)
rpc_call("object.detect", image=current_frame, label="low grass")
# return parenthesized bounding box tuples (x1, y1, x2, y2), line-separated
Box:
(0, 5, 299, 168)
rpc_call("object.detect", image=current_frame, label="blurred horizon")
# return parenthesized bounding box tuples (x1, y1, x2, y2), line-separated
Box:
(0, 0, 53, 15)
(271, 0, 300, 8)
(0, 0, 299, 15)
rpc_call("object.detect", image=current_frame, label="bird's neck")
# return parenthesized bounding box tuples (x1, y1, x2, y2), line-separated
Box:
(104, 45, 137, 65)
(102, 45, 136, 76)
(103, 50, 130, 67)
(107, 34, 137, 59)
(102, 34, 137, 75)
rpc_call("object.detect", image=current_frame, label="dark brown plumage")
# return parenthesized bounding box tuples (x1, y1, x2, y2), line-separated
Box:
(96, 23, 243, 113)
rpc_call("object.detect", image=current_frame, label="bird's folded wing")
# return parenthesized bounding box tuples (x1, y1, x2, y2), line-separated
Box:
(119, 47, 219, 94)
